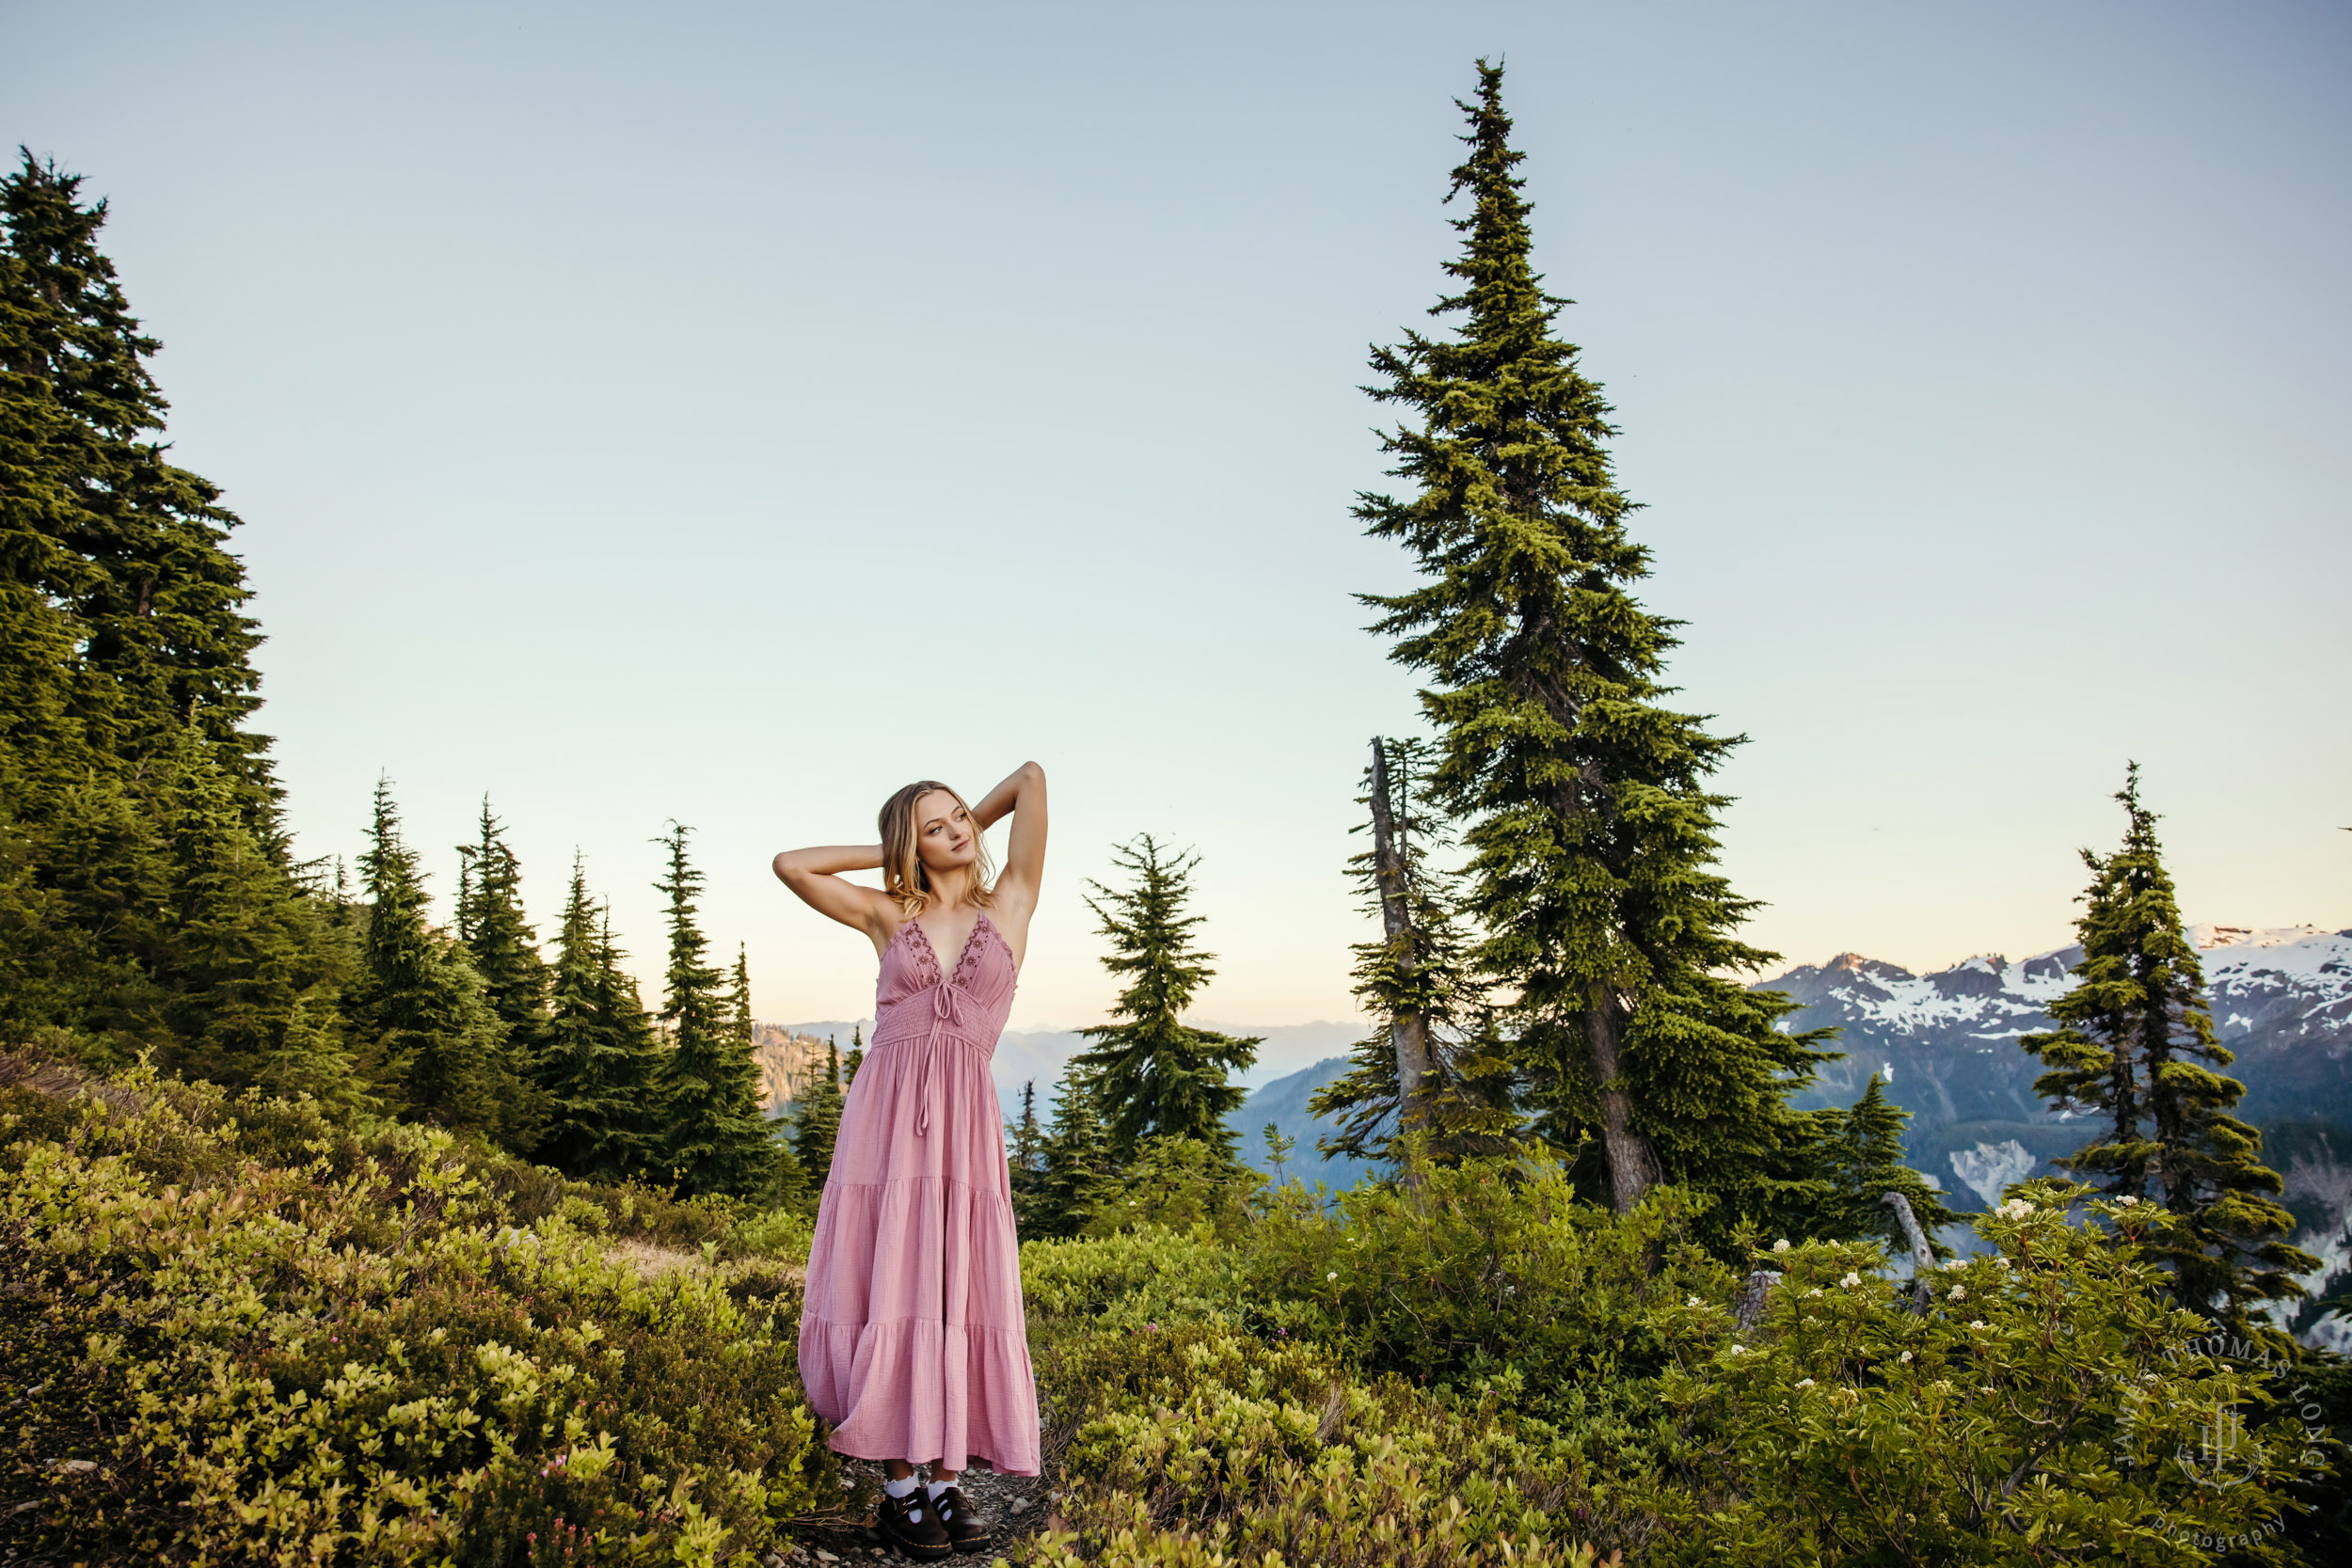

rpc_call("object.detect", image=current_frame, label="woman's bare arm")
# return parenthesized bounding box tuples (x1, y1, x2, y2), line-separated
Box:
(771, 843, 899, 949)
(973, 764, 1046, 951)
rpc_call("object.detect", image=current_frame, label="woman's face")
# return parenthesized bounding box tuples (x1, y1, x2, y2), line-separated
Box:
(912, 789, 977, 877)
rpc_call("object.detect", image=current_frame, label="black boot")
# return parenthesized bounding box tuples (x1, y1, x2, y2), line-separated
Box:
(877, 1487, 952, 1561)
(933, 1484, 989, 1554)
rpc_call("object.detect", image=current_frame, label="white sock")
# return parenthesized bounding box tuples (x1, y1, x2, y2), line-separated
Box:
(928, 1481, 951, 1501)
(884, 1476, 919, 1499)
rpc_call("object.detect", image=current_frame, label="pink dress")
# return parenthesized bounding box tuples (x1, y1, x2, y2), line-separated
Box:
(797, 911, 1041, 1474)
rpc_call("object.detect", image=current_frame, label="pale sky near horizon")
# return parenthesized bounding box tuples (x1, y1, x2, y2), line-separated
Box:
(8, 1, 2346, 1034)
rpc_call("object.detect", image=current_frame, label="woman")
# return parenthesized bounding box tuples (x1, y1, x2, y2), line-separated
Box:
(771, 762, 1047, 1560)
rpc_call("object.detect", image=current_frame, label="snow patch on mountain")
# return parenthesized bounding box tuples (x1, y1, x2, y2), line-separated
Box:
(1948, 1139, 2037, 1209)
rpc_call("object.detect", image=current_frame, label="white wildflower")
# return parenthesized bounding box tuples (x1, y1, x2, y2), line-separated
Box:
(1996, 1198, 2034, 1220)
(1772, 1239, 1791, 1253)
(1686, 1296, 1704, 1307)
(1840, 1272, 1863, 1289)
(2116, 1195, 2139, 1207)
(1726, 1343, 1746, 1355)
(1899, 1350, 1914, 1363)
(1793, 1378, 1817, 1389)
(1804, 1288, 1822, 1298)
(1947, 1284, 1965, 1301)
(1326, 1271, 1338, 1282)
(1968, 1320, 1989, 1331)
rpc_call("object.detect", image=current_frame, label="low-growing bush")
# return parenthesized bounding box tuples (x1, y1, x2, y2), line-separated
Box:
(0, 1058, 848, 1565)
(1641, 1178, 2342, 1564)
(1014, 1317, 1634, 1567)
(1243, 1148, 1730, 1430)
(1017, 1154, 2352, 1566)
(723, 1204, 816, 1264)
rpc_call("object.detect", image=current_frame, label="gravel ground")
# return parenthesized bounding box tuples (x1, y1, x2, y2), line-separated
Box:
(769, 1457, 1055, 1566)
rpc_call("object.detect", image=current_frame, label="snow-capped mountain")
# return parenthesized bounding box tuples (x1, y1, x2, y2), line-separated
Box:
(1763, 925, 2352, 1346)
(1769, 925, 2352, 1157)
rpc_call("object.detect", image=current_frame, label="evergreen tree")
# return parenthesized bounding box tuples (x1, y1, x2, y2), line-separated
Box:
(536, 856, 660, 1180)
(1, 152, 327, 1069)
(596, 907, 668, 1160)
(1355, 62, 1841, 1238)
(1071, 834, 1260, 1164)
(350, 776, 528, 1142)
(650, 823, 772, 1197)
(1035, 1060, 1118, 1238)
(1313, 736, 1515, 1170)
(1006, 1079, 1046, 1230)
(1809, 1073, 1961, 1259)
(724, 942, 804, 1206)
(791, 1039, 846, 1188)
(2020, 766, 2317, 1349)
(454, 799, 549, 1068)
(844, 1022, 864, 1088)
(159, 726, 361, 1111)
(0, 152, 273, 819)
(0, 155, 98, 798)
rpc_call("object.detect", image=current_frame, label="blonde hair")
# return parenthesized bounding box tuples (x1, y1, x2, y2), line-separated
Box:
(878, 780, 996, 916)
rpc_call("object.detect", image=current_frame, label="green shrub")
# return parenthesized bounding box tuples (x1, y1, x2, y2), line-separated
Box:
(723, 1204, 815, 1263)
(0, 1060, 846, 1565)
(1642, 1178, 2343, 1564)
(1013, 1315, 1632, 1567)
(1086, 1135, 1263, 1243)
(1021, 1223, 1243, 1328)
(1242, 1147, 1731, 1433)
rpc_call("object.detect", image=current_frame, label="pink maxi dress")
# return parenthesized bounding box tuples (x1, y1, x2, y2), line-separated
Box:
(797, 911, 1042, 1474)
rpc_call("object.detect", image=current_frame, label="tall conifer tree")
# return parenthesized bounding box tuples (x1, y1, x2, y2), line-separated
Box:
(1810, 1073, 1960, 1259)
(1007, 1079, 1045, 1223)
(1071, 834, 1260, 1164)
(651, 823, 771, 1196)
(1356, 62, 1839, 1237)
(351, 777, 528, 1142)
(1036, 1060, 1118, 1238)
(537, 856, 659, 1180)
(1, 153, 331, 1067)
(455, 799, 549, 1069)
(791, 1039, 846, 1188)
(2020, 767, 2316, 1350)
(0, 152, 273, 818)
(160, 726, 360, 1109)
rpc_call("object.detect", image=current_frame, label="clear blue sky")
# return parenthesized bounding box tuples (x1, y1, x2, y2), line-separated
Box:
(9, 0, 2346, 1031)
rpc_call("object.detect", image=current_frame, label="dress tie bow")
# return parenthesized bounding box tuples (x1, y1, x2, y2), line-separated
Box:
(913, 981, 963, 1137)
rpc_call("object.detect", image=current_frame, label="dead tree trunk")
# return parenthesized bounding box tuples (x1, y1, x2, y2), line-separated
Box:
(1367, 738, 1434, 1139)
(1881, 1190, 1939, 1314)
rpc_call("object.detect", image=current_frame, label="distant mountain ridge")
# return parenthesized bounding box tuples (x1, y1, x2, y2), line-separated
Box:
(1768, 925, 2352, 1170)
(1763, 923, 2352, 1347)
(749, 1024, 834, 1119)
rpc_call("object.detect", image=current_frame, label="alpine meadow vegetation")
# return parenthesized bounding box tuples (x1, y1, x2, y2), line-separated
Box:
(7, 55, 2352, 1568)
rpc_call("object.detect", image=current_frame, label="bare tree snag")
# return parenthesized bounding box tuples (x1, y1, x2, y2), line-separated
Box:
(1881, 1190, 1938, 1313)
(1367, 737, 1434, 1137)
